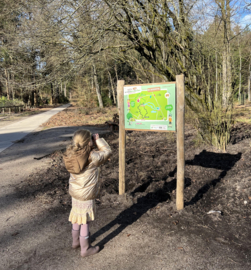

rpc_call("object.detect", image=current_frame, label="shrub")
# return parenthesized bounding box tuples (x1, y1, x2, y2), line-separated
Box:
(0, 96, 24, 107)
(102, 95, 113, 107)
(78, 108, 90, 115)
(58, 95, 69, 104)
(187, 94, 233, 151)
(95, 107, 106, 114)
(95, 92, 113, 107)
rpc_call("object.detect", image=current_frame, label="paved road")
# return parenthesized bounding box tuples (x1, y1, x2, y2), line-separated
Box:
(0, 104, 70, 153)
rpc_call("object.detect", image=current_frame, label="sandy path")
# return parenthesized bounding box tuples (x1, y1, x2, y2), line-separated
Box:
(0, 104, 70, 152)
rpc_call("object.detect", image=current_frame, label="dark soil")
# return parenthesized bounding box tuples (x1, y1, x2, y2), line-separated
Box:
(15, 123, 251, 268)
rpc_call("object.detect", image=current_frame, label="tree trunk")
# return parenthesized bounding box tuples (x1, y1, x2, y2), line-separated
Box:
(108, 83, 112, 99)
(216, 52, 218, 101)
(5, 69, 10, 100)
(91, 68, 94, 92)
(54, 84, 59, 103)
(92, 62, 103, 108)
(34, 91, 37, 106)
(222, 50, 227, 106)
(207, 55, 211, 109)
(114, 64, 119, 82)
(9, 73, 15, 100)
(30, 91, 35, 107)
(20, 88, 23, 102)
(248, 61, 251, 102)
(179, 0, 186, 70)
(50, 83, 53, 104)
(108, 70, 116, 104)
(221, 0, 232, 108)
(103, 54, 112, 100)
(238, 36, 242, 102)
(64, 82, 67, 97)
(28, 93, 31, 107)
(35, 89, 40, 107)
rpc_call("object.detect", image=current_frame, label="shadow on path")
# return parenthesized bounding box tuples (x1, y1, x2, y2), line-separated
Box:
(92, 177, 191, 249)
(93, 150, 241, 248)
(168, 150, 241, 205)
(185, 150, 241, 206)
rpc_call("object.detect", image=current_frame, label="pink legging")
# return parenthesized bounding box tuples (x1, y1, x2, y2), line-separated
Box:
(72, 223, 89, 237)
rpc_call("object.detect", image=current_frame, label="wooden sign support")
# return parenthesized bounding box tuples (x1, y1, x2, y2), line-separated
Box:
(118, 80, 126, 195)
(176, 74, 185, 210)
(117, 75, 185, 210)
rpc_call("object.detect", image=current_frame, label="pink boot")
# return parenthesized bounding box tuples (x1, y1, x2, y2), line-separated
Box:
(72, 224, 80, 249)
(80, 234, 99, 257)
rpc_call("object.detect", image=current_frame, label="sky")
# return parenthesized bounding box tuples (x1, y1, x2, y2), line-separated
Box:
(191, 0, 251, 32)
(240, 13, 251, 29)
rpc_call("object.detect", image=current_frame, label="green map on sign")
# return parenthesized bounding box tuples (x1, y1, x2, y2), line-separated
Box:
(126, 91, 170, 121)
(124, 83, 176, 131)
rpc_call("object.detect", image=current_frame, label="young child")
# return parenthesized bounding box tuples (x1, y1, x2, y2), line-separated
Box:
(63, 129, 112, 257)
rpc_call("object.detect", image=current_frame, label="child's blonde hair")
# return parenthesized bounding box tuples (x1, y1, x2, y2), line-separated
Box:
(72, 129, 92, 151)
(64, 129, 92, 173)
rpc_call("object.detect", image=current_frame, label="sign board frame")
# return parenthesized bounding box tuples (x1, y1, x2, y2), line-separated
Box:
(117, 75, 185, 210)
(123, 82, 177, 132)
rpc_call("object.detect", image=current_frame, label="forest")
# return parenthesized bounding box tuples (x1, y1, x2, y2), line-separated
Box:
(0, 0, 251, 149)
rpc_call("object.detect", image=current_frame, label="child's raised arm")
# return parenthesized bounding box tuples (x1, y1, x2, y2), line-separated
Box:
(90, 134, 112, 167)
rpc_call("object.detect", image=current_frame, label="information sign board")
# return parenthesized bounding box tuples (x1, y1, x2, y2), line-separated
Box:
(124, 82, 176, 131)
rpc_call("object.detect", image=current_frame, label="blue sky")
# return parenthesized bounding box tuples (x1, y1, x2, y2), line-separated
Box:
(240, 13, 251, 29)
(192, 0, 251, 32)
(237, 1, 251, 29)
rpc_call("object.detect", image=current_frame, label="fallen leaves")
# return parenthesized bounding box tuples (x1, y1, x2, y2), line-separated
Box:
(40, 106, 118, 128)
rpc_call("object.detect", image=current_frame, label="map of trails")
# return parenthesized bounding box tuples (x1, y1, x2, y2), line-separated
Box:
(124, 83, 176, 131)
(127, 91, 168, 121)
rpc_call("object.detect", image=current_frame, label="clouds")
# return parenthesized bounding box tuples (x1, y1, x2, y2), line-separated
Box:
(240, 14, 251, 29)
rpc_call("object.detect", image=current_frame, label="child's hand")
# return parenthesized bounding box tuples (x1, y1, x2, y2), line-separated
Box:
(92, 133, 99, 141)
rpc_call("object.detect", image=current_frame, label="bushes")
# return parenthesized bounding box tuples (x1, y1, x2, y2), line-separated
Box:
(77, 108, 90, 115)
(102, 94, 113, 107)
(186, 94, 234, 151)
(95, 107, 107, 114)
(0, 96, 24, 107)
(58, 94, 69, 104)
(95, 93, 113, 107)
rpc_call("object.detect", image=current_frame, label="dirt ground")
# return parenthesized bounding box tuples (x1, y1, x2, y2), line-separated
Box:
(1, 105, 251, 270)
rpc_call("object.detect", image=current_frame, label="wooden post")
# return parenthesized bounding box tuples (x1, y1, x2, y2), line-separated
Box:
(176, 74, 185, 210)
(118, 80, 126, 195)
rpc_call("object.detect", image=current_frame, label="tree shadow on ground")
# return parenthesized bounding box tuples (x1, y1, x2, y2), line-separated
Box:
(92, 177, 191, 249)
(185, 150, 242, 206)
(93, 150, 241, 248)
(168, 150, 242, 206)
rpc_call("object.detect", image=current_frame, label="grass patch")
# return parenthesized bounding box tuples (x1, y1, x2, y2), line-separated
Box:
(233, 104, 251, 124)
